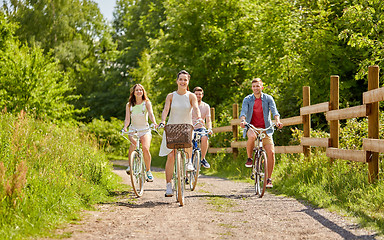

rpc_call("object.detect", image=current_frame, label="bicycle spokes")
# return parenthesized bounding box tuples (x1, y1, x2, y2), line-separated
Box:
(254, 151, 268, 198)
(130, 151, 145, 197)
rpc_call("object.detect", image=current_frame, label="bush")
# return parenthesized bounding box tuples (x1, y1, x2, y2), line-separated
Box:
(0, 111, 122, 239)
(83, 117, 125, 156)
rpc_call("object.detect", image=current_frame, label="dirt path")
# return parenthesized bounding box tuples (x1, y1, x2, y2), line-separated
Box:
(49, 161, 381, 240)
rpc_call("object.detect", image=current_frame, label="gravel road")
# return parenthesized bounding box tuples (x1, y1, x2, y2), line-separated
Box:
(46, 160, 382, 240)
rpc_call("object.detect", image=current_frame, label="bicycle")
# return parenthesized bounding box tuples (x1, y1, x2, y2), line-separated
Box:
(245, 123, 275, 198)
(121, 124, 159, 197)
(188, 126, 211, 191)
(160, 122, 199, 206)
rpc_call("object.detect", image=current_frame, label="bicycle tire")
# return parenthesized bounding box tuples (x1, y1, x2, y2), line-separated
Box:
(254, 151, 268, 198)
(173, 152, 178, 202)
(175, 150, 185, 206)
(129, 150, 145, 197)
(189, 149, 201, 191)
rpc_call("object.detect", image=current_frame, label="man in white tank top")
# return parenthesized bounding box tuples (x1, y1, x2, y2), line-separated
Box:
(192, 87, 213, 168)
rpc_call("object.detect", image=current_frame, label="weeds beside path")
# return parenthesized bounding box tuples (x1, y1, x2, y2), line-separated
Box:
(45, 160, 382, 240)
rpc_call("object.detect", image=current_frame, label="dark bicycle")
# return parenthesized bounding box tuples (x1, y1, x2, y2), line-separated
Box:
(245, 123, 275, 198)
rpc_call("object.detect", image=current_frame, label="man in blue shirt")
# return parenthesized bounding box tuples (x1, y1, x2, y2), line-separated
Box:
(239, 78, 283, 188)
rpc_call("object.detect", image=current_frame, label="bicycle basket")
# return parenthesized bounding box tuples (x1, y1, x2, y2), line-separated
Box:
(164, 124, 193, 148)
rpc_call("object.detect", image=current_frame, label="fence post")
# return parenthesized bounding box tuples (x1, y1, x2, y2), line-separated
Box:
(303, 86, 311, 158)
(330, 75, 339, 162)
(210, 107, 215, 128)
(368, 65, 380, 182)
(232, 103, 239, 158)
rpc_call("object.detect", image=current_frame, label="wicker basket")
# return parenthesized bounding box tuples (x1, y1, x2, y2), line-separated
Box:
(164, 124, 193, 149)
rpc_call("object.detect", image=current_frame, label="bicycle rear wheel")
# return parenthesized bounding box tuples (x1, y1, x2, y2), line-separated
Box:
(254, 151, 268, 198)
(175, 150, 185, 206)
(130, 150, 145, 197)
(189, 149, 201, 191)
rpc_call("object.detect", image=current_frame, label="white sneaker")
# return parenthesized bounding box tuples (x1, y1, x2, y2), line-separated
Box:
(125, 166, 130, 175)
(165, 182, 173, 197)
(186, 161, 195, 172)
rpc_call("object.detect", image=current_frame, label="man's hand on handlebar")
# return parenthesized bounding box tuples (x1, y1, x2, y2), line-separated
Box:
(240, 119, 247, 128)
(275, 122, 283, 129)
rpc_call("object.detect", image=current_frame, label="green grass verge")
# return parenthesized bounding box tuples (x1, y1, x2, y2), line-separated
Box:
(0, 112, 126, 240)
(272, 151, 384, 235)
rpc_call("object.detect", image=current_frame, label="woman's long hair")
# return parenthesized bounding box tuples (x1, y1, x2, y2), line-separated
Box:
(128, 84, 148, 107)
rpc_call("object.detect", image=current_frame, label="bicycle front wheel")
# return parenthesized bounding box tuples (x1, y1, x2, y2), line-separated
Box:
(189, 149, 201, 191)
(175, 150, 185, 206)
(129, 150, 145, 197)
(254, 151, 268, 198)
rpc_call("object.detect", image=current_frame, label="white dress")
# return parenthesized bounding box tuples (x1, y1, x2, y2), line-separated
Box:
(159, 91, 193, 156)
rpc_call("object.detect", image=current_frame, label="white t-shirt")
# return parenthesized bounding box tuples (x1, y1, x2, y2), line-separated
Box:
(192, 101, 211, 129)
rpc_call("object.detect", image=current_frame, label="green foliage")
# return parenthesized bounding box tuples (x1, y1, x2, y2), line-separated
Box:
(289, 114, 384, 150)
(2, 0, 119, 121)
(339, 0, 384, 82)
(146, 0, 257, 111)
(83, 117, 126, 156)
(0, 40, 79, 121)
(0, 111, 122, 239)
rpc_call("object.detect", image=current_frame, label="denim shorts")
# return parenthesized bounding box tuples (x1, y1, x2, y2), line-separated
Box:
(194, 128, 209, 138)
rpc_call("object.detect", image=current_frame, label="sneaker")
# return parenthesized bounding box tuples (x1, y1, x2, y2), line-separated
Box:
(266, 178, 273, 188)
(186, 161, 195, 172)
(201, 159, 210, 168)
(165, 182, 173, 197)
(185, 177, 189, 185)
(125, 166, 131, 175)
(245, 158, 253, 168)
(146, 171, 154, 182)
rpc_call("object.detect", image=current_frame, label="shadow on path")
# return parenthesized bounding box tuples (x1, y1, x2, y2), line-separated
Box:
(300, 205, 378, 240)
(101, 200, 172, 208)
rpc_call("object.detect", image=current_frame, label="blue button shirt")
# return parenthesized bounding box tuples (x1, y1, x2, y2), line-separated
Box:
(240, 93, 280, 138)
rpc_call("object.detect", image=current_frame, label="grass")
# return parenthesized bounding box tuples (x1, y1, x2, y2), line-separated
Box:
(206, 196, 237, 212)
(271, 151, 384, 235)
(0, 111, 125, 240)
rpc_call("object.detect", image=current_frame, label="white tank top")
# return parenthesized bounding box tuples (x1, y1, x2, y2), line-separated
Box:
(129, 101, 149, 130)
(159, 91, 192, 156)
(168, 91, 193, 124)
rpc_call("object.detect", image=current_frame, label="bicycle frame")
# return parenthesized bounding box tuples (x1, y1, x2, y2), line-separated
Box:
(173, 147, 188, 205)
(246, 123, 275, 197)
(159, 121, 202, 206)
(189, 130, 204, 191)
(246, 123, 275, 152)
(121, 125, 159, 197)
(122, 128, 145, 167)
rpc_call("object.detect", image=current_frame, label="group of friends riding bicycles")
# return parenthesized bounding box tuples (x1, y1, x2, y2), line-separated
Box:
(121, 70, 283, 203)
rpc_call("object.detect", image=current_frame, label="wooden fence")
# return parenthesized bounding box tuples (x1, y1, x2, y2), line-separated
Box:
(208, 65, 382, 182)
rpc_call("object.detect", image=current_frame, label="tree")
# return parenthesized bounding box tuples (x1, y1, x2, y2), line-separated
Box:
(2, 0, 118, 121)
(0, 14, 77, 121)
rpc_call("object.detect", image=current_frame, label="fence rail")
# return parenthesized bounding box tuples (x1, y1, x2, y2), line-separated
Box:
(208, 65, 382, 182)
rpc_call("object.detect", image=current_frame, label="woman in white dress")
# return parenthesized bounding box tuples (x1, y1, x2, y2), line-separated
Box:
(159, 70, 202, 197)
(123, 84, 158, 181)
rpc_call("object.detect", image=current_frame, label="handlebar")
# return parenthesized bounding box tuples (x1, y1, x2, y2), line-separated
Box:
(157, 119, 205, 129)
(121, 123, 160, 136)
(245, 122, 276, 132)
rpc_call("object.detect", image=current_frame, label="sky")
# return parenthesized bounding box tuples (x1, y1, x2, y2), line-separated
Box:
(93, 0, 117, 22)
